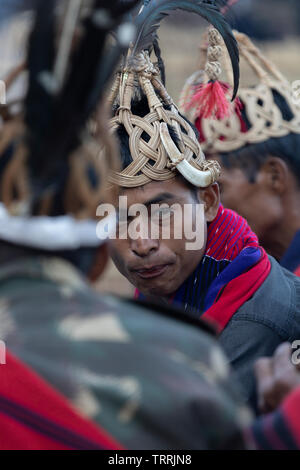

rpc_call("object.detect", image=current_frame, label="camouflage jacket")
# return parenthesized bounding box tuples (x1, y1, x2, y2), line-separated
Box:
(0, 256, 251, 449)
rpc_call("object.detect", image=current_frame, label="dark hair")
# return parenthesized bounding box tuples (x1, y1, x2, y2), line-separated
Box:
(115, 95, 200, 200)
(218, 89, 300, 186)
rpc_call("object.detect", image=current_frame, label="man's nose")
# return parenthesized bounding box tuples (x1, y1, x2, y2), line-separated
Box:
(131, 236, 159, 258)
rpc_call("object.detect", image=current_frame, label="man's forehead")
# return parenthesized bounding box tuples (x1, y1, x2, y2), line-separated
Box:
(118, 179, 187, 207)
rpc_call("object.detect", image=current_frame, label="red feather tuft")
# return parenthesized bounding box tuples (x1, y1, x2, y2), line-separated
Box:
(186, 81, 231, 120)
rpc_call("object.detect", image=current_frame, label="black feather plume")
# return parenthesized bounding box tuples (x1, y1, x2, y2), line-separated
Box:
(25, 0, 56, 174)
(153, 37, 166, 85)
(24, 0, 139, 203)
(131, 0, 239, 99)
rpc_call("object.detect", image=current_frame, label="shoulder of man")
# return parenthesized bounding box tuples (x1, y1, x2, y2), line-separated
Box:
(1, 256, 249, 449)
(218, 256, 300, 407)
(229, 255, 300, 340)
(62, 295, 251, 449)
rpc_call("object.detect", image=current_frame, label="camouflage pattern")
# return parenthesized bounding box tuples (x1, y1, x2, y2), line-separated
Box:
(0, 256, 251, 449)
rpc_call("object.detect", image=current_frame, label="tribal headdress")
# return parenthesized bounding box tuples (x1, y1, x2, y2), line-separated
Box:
(0, 0, 138, 250)
(179, 29, 300, 153)
(108, 0, 240, 188)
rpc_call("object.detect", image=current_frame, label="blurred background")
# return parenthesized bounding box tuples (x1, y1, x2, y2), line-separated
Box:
(0, 0, 299, 296)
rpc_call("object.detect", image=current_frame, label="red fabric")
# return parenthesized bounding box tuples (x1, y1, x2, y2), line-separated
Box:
(206, 205, 259, 261)
(202, 206, 271, 332)
(280, 386, 300, 447)
(202, 249, 271, 333)
(0, 351, 123, 450)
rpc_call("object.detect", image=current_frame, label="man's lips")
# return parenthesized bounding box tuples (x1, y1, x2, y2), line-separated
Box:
(131, 264, 171, 279)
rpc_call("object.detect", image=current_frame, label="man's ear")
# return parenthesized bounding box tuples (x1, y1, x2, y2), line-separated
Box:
(260, 157, 289, 195)
(88, 243, 109, 283)
(198, 183, 220, 222)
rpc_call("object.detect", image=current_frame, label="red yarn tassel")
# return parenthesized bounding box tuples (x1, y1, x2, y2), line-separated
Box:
(186, 81, 231, 120)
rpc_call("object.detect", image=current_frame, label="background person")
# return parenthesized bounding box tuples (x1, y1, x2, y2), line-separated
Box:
(179, 30, 300, 275)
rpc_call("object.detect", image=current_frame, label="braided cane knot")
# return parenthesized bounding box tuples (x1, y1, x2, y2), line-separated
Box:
(205, 28, 223, 81)
(208, 28, 222, 46)
(200, 159, 221, 181)
(207, 45, 222, 62)
(205, 61, 222, 81)
(108, 48, 217, 188)
(131, 52, 159, 79)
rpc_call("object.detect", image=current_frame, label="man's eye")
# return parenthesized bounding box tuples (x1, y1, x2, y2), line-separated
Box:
(160, 208, 172, 215)
(153, 208, 174, 218)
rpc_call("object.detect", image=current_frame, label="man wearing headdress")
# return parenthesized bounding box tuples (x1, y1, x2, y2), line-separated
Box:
(180, 30, 300, 277)
(0, 0, 250, 450)
(108, 23, 300, 408)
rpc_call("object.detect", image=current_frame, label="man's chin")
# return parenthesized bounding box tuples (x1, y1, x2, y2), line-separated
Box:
(126, 263, 181, 297)
(134, 278, 179, 298)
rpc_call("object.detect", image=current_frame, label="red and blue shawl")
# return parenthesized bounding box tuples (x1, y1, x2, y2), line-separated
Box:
(246, 386, 300, 450)
(137, 205, 271, 334)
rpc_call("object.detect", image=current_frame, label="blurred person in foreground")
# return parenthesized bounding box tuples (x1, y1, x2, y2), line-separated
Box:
(180, 30, 300, 276)
(0, 0, 253, 450)
(108, 23, 300, 407)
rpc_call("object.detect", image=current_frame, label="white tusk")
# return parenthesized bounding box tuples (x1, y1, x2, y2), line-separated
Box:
(175, 158, 214, 187)
(159, 123, 214, 187)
